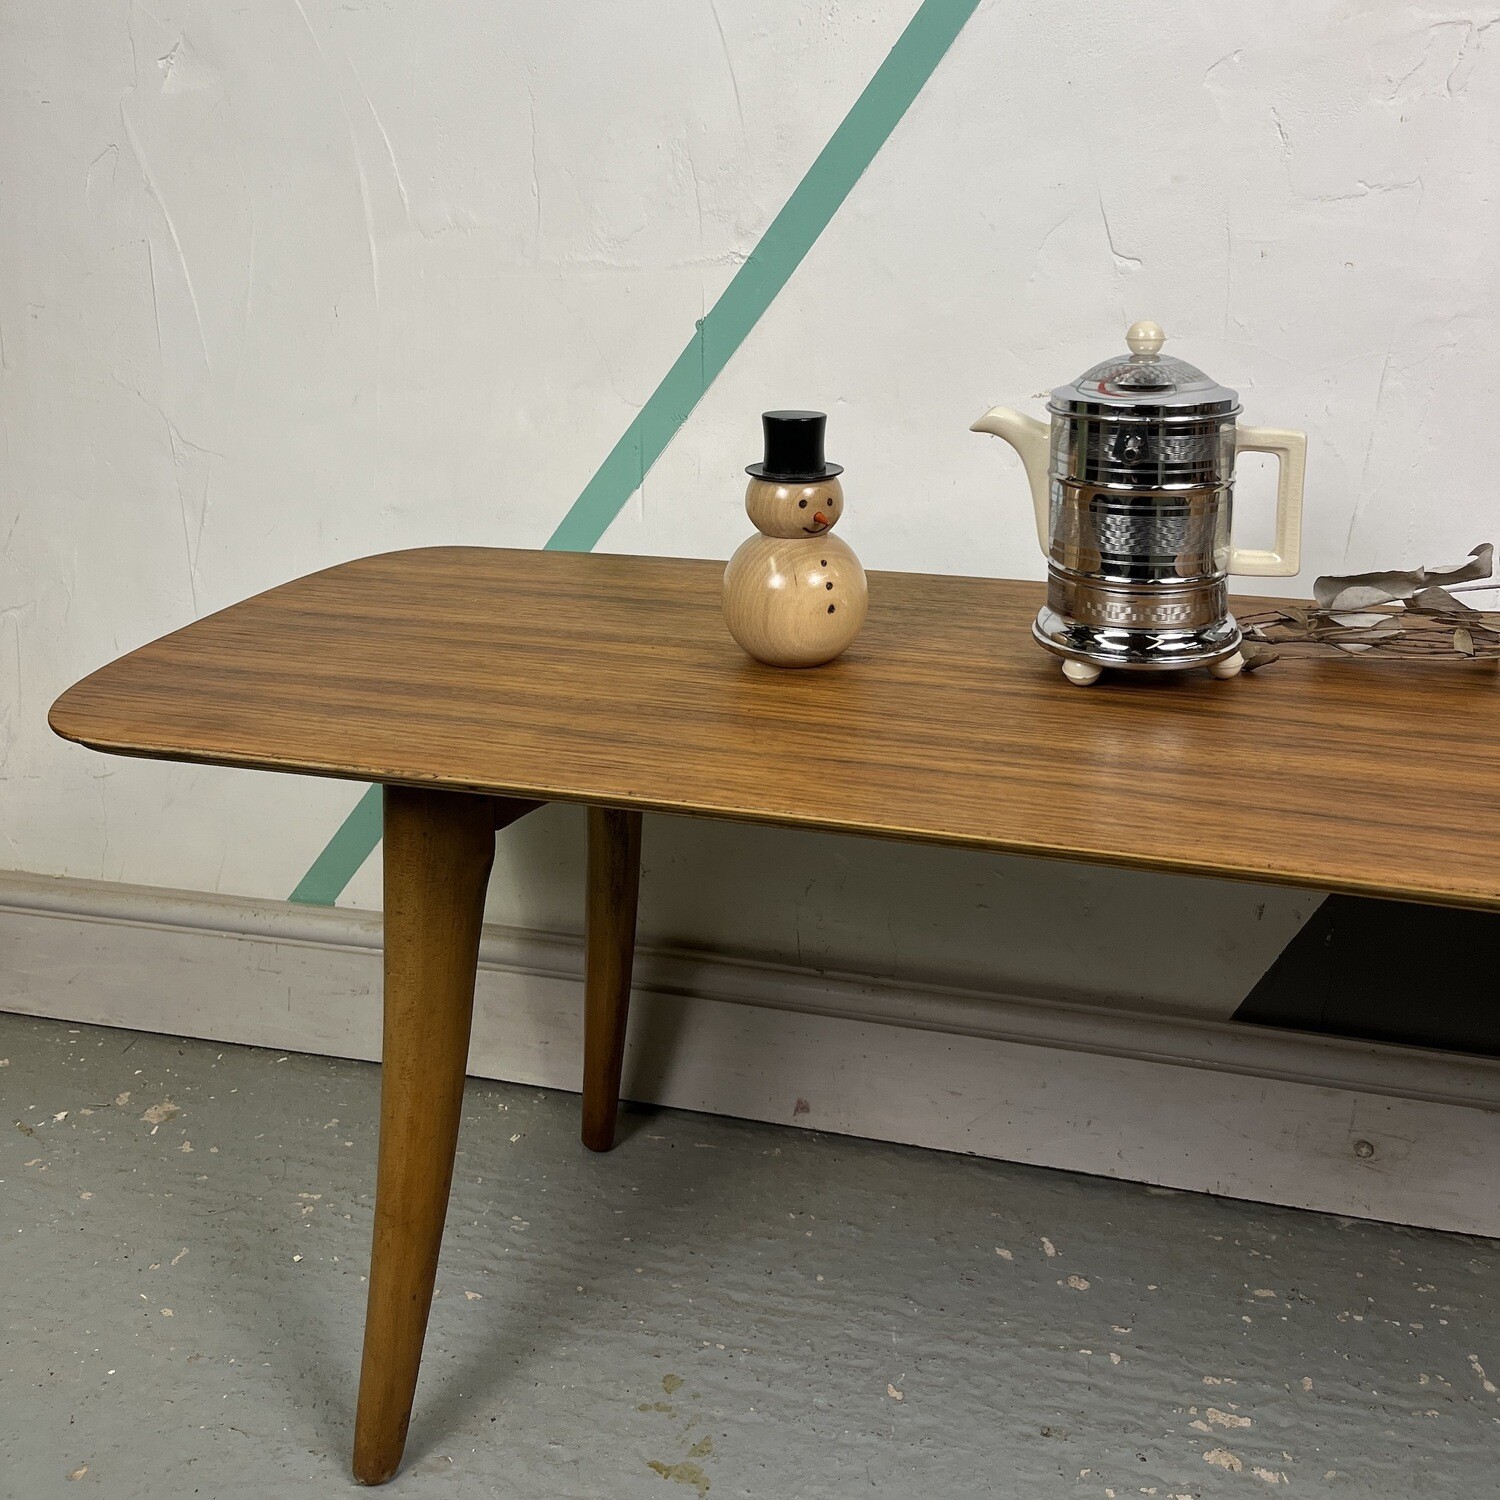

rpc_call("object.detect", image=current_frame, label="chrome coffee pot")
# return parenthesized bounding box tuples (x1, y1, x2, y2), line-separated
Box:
(972, 321, 1306, 685)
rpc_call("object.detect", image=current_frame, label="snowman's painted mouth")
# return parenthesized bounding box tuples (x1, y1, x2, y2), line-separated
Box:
(801, 522, 829, 535)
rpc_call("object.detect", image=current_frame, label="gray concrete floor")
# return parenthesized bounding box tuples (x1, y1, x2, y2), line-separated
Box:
(2, 1012, 1496, 1500)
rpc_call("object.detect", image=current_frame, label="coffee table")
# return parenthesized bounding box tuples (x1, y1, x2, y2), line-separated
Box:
(49, 546, 1500, 1482)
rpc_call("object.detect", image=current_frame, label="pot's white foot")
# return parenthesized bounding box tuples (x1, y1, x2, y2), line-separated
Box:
(1062, 659, 1104, 687)
(1208, 650, 1245, 680)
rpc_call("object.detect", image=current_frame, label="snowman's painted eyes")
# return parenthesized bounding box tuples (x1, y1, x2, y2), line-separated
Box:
(798, 499, 808, 508)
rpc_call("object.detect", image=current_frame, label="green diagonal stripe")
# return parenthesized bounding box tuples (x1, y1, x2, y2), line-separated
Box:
(546, 0, 980, 551)
(289, 0, 980, 904)
(289, 784, 384, 905)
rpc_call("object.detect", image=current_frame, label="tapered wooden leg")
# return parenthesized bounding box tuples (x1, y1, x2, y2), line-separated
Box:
(352, 785, 495, 1486)
(581, 806, 643, 1153)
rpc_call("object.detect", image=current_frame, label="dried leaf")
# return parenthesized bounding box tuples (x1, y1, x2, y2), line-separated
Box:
(1241, 549, 1500, 667)
(1427, 542, 1494, 585)
(1240, 646, 1280, 672)
(1313, 542, 1495, 612)
(1408, 585, 1479, 615)
(1329, 611, 1394, 628)
(1314, 570, 1427, 611)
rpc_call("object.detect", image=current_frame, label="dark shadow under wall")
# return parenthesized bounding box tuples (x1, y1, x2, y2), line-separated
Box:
(1234, 895, 1500, 1056)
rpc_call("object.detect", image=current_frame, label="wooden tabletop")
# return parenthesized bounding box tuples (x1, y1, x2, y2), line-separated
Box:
(50, 546, 1500, 911)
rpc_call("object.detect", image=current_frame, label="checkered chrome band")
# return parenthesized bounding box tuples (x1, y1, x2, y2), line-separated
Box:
(1046, 575, 1227, 630)
(1048, 483, 1230, 582)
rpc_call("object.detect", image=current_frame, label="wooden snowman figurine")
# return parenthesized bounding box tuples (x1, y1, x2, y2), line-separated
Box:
(723, 410, 868, 667)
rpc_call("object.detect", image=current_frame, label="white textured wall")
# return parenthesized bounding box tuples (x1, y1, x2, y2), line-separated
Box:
(5, 1, 1497, 1016)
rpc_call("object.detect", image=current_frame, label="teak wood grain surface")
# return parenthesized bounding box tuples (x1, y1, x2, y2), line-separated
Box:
(49, 545, 1500, 911)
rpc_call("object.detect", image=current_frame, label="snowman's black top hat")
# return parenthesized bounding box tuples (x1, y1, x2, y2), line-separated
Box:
(746, 410, 843, 482)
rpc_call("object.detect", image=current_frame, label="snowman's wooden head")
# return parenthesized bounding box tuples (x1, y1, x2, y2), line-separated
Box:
(744, 477, 844, 540)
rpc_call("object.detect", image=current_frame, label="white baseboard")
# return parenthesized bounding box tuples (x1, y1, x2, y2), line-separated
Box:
(3, 871, 1498, 1237)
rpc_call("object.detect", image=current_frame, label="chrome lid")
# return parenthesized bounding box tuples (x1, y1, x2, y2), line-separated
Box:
(1051, 322, 1238, 416)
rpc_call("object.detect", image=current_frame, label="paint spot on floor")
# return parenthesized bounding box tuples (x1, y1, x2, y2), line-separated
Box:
(647, 1459, 710, 1495)
(1065, 1275, 1090, 1291)
(1206, 1408, 1252, 1430)
(1204, 1448, 1243, 1472)
(140, 1102, 179, 1127)
(662, 1374, 683, 1395)
(887, 1383, 903, 1400)
(66, 1465, 87, 1480)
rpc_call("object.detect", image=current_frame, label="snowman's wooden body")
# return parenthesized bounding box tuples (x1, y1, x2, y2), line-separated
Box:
(723, 477, 868, 667)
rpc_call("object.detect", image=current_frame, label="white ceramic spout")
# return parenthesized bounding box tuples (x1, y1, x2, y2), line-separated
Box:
(970, 407, 1051, 553)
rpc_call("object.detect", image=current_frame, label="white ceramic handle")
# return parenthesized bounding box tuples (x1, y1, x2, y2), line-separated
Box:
(1229, 425, 1306, 577)
(970, 406, 1051, 552)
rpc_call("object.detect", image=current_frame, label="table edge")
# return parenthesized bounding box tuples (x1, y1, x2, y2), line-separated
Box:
(42, 732, 1500, 915)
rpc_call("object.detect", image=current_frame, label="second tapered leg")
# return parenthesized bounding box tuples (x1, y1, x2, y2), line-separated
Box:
(581, 806, 643, 1152)
(352, 785, 495, 1485)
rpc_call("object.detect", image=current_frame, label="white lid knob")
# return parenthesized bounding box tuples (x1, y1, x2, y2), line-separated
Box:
(1125, 320, 1165, 357)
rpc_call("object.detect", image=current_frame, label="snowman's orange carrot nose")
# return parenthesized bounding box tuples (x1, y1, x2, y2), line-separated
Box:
(814, 512, 830, 526)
